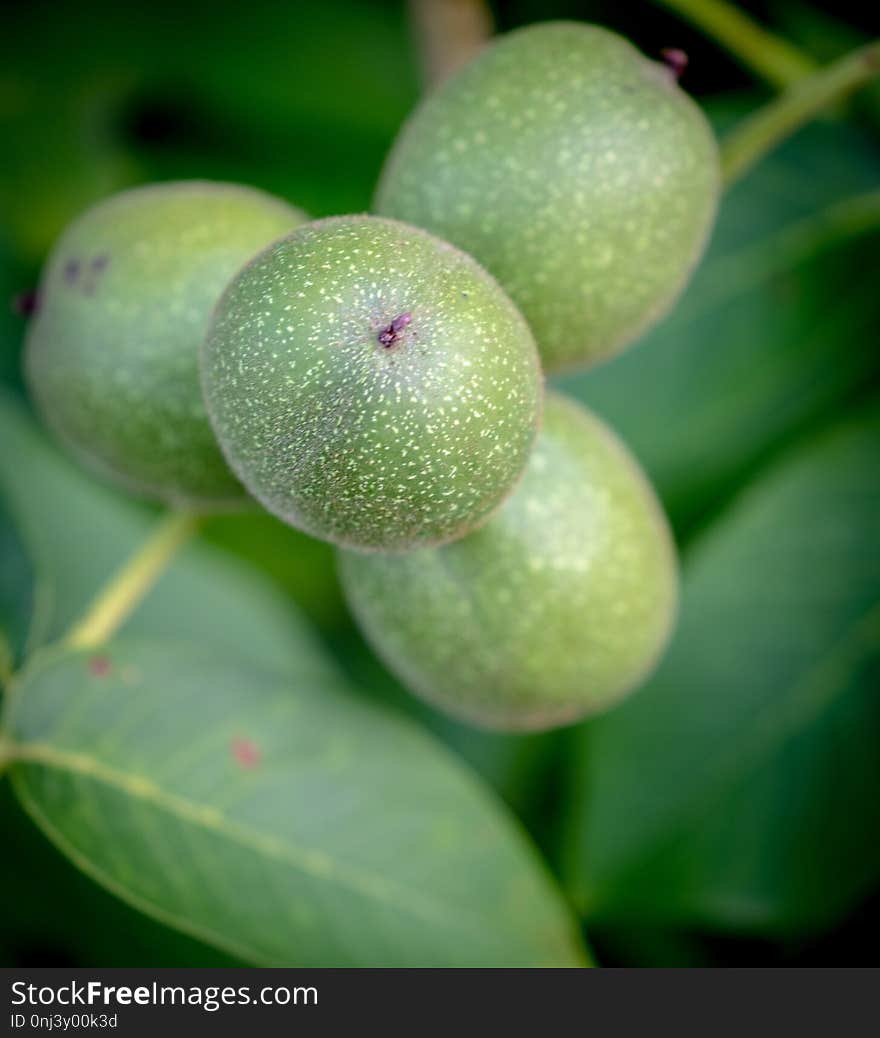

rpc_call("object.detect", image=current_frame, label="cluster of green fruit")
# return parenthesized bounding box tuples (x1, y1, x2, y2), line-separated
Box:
(24, 23, 719, 731)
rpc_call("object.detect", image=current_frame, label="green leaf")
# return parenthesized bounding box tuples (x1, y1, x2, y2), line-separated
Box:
(0, 394, 585, 963)
(557, 116, 880, 533)
(562, 405, 880, 934)
(0, 390, 335, 680)
(0, 781, 240, 967)
(203, 512, 565, 831)
(5, 637, 585, 967)
(330, 626, 568, 843)
(202, 511, 345, 633)
(0, 0, 418, 264)
(0, 490, 35, 680)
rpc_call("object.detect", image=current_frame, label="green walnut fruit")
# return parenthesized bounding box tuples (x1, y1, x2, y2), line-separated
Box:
(339, 392, 678, 731)
(202, 215, 542, 553)
(376, 21, 720, 372)
(25, 181, 305, 507)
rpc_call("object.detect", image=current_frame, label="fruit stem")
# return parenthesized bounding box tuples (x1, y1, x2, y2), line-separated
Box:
(721, 40, 880, 187)
(66, 510, 199, 650)
(408, 0, 493, 88)
(653, 0, 817, 88)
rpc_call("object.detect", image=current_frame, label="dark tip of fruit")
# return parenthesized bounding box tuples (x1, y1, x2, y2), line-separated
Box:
(64, 259, 81, 285)
(377, 311, 413, 348)
(661, 48, 689, 80)
(12, 289, 40, 317)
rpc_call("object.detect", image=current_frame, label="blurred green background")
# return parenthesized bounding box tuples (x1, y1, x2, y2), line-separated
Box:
(1, 0, 879, 967)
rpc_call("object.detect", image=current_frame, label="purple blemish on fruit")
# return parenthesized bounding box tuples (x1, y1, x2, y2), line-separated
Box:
(377, 311, 412, 348)
(64, 259, 81, 285)
(12, 290, 40, 317)
(231, 737, 262, 770)
(661, 48, 688, 80)
(78, 255, 111, 297)
(89, 655, 111, 677)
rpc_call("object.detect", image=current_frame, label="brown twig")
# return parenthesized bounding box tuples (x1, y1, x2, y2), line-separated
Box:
(408, 0, 493, 89)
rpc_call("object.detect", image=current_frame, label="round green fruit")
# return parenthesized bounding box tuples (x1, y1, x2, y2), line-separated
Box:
(202, 215, 542, 553)
(25, 181, 305, 507)
(376, 21, 720, 372)
(339, 392, 678, 731)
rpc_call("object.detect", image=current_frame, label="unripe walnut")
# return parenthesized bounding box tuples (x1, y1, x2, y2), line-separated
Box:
(202, 215, 542, 552)
(340, 392, 678, 731)
(25, 181, 305, 507)
(376, 21, 720, 372)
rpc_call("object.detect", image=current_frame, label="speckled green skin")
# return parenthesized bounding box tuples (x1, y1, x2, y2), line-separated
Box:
(203, 216, 542, 553)
(25, 182, 305, 507)
(376, 22, 720, 372)
(339, 392, 678, 731)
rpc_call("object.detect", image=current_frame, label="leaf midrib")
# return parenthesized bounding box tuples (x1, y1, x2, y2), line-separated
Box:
(7, 737, 503, 949)
(10, 773, 277, 967)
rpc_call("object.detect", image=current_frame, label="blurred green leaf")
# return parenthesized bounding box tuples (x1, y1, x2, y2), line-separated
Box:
(0, 390, 336, 680)
(0, 0, 419, 263)
(562, 404, 880, 934)
(5, 637, 585, 967)
(0, 71, 137, 261)
(0, 782, 240, 967)
(0, 393, 583, 965)
(557, 115, 880, 534)
(204, 506, 564, 831)
(332, 623, 568, 843)
(0, 492, 34, 680)
(202, 512, 344, 634)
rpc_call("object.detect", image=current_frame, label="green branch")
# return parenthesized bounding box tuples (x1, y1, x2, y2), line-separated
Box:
(654, 0, 817, 88)
(66, 510, 198, 650)
(721, 40, 880, 187)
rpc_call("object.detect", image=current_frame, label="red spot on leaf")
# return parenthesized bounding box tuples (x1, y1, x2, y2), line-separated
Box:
(89, 655, 111, 677)
(231, 737, 262, 770)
